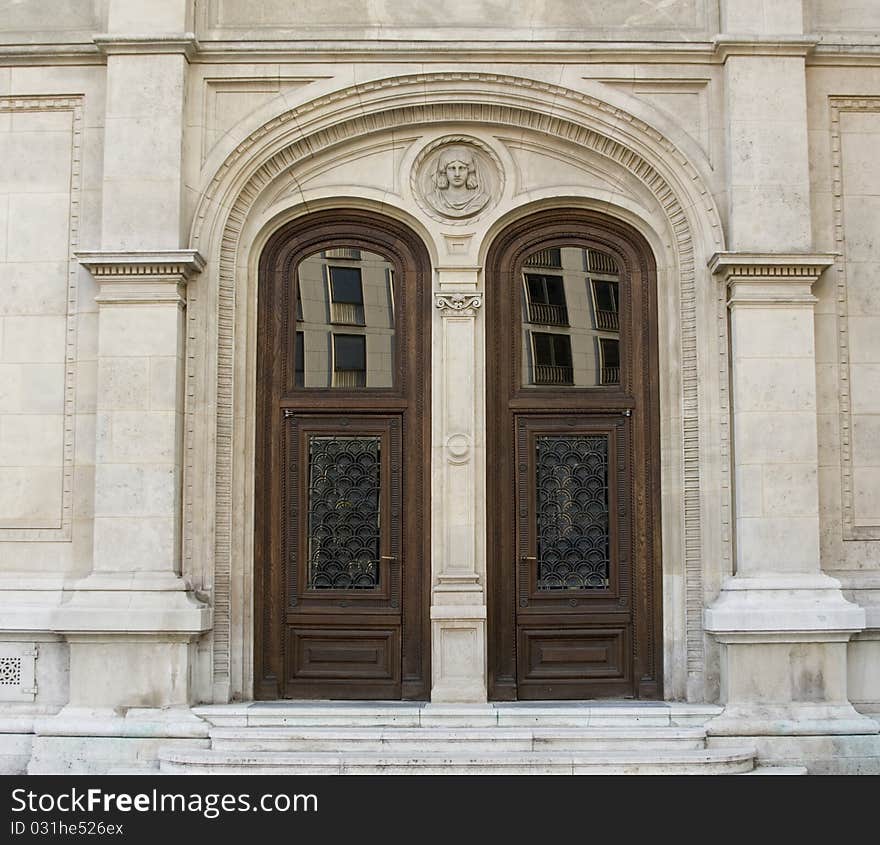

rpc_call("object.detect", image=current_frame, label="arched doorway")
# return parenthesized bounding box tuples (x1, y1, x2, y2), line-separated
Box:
(254, 210, 431, 700)
(487, 209, 663, 700)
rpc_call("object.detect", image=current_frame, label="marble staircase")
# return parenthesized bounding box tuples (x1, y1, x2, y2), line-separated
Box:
(158, 702, 802, 774)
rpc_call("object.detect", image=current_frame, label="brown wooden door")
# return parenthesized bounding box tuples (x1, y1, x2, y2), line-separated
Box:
(487, 210, 662, 701)
(254, 212, 431, 700)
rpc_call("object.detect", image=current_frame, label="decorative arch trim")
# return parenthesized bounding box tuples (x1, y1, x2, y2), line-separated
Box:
(188, 73, 724, 699)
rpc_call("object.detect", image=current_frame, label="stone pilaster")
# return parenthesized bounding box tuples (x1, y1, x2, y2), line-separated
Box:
(95, 0, 194, 252)
(57, 251, 210, 710)
(430, 273, 487, 702)
(705, 254, 875, 735)
(718, 0, 814, 253)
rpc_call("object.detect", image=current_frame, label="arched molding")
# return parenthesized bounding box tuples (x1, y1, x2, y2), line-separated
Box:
(186, 72, 727, 702)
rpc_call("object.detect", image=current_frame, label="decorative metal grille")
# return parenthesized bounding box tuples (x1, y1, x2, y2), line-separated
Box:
(535, 435, 610, 590)
(307, 436, 381, 589)
(0, 657, 21, 686)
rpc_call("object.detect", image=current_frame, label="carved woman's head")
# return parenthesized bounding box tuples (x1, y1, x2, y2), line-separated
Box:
(434, 146, 480, 190)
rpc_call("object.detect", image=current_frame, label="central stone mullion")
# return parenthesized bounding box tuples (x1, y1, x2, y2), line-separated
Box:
(430, 274, 487, 702)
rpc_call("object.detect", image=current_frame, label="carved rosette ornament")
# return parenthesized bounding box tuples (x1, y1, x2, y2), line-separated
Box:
(412, 136, 503, 222)
(434, 292, 483, 316)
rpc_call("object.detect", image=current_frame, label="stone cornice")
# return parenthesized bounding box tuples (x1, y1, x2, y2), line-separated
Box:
(810, 43, 880, 67)
(4, 34, 879, 66)
(714, 35, 819, 61)
(709, 252, 836, 281)
(93, 33, 199, 60)
(711, 253, 836, 307)
(192, 40, 718, 64)
(0, 44, 103, 65)
(78, 250, 205, 307)
(434, 292, 483, 317)
(77, 250, 206, 278)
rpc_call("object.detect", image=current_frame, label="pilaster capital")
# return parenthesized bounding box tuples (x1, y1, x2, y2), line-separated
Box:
(434, 292, 483, 317)
(93, 33, 199, 60)
(714, 35, 819, 62)
(710, 252, 836, 307)
(77, 250, 206, 306)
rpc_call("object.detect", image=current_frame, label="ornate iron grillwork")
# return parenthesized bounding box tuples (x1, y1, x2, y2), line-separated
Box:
(307, 435, 381, 589)
(535, 435, 610, 590)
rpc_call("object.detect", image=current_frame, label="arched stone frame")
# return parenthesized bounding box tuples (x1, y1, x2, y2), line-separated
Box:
(185, 72, 728, 704)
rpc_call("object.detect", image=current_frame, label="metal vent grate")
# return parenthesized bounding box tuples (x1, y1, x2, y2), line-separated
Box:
(0, 657, 22, 686)
(0, 644, 37, 701)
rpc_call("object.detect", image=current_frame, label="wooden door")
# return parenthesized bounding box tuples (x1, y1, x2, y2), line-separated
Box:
(254, 211, 431, 700)
(487, 210, 663, 700)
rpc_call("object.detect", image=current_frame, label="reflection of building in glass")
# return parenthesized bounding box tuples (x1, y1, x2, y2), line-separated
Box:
(296, 249, 396, 388)
(522, 246, 620, 387)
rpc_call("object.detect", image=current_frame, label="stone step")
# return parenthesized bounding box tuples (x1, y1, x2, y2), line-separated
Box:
(739, 766, 808, 775)
(159, 746, 756, 775)
(194, 702, 722, 729)
(209, 725, 709, 753)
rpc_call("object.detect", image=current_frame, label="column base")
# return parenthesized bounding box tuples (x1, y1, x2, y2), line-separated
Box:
(705, 573, 875, 738)
(704, 573, 866, 634)
(430, 604, 487, 703)
(65, 634, 203, 710)
(54, 572, 211, 634)
(706, 702, 879, 736)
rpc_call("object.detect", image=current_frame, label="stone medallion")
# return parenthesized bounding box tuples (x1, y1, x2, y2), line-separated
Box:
(412, 136, 503, 222)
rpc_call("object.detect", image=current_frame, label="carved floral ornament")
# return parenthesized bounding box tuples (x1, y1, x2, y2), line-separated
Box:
(412, 136, 503, 222)
(434, 292, 483, 316)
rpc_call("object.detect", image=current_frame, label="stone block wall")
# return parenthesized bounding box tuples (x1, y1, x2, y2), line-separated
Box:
(0, 0, 877, 747)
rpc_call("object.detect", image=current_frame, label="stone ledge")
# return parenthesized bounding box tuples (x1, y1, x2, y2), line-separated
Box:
(0, 599, 212, 636)
(714, 35, 819, 61)
(32, 707, 209, 739)
(92, 33, 199, 60)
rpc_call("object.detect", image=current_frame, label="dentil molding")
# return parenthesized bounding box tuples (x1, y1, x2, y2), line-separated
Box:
(78, 250, 206, 306)
(192, 72, 721, 698)
(709, 252, 837, 280)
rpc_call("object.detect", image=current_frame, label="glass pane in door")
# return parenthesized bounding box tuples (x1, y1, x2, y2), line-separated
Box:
(307, 435, 381, 589)
(295, 248, 396, 388)
(521, 246, 621, 388)
(535, 434, 609, 590)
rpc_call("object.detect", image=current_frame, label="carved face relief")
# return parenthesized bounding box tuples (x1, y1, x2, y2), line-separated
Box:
(412, 137, 502, 221)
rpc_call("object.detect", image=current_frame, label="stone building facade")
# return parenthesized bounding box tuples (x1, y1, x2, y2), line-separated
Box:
(1, 0, 879, 773)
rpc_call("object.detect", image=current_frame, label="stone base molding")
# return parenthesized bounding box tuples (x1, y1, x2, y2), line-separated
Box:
(705, 575, 877, 736)
(430, 605, 488, 703)
(27, 704, 208, 775)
